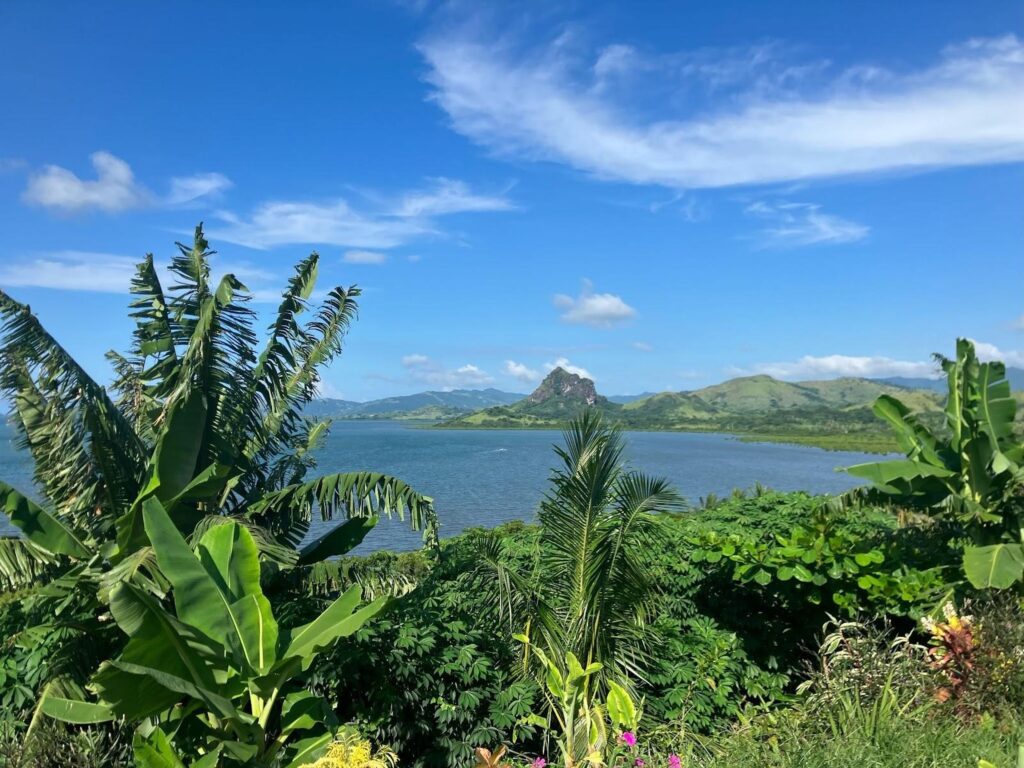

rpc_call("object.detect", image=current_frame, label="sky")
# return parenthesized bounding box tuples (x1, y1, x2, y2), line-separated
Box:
(1, 0, 1022, 400)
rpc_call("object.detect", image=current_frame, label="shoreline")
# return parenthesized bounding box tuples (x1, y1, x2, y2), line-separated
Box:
(350, 418, 899, 454)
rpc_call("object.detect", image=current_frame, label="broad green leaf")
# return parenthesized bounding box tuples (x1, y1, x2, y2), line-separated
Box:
(283, 732, 333, 768)
(39, 690, 113, 724)
(229, 593, 279, 675)
(134, 728, 186, 768)
(282, 585, 388, 667)
(280, 691, 332, 735)
(845, 458, 954, 490)
(190, 747, 223, 768)
(871, 395, 945, 466)
(0, 480, 88, 558)
(963, 543, 1024, 589)
(298, 515, 378, 565)
(167, 463, 236, 507)
(152, 391, 208, 503)
(103, 659, 239, 722)
(605, 679, 637, 730)
(142, 497, 233, 645)
(97, 583, 222, 720)
(197, 521, 262, 602)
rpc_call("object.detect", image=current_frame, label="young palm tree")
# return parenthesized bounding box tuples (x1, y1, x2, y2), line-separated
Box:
(492, 411, 684, 690)
(0, 224, 436, 592)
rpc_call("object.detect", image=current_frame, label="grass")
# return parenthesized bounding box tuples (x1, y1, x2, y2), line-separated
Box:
(737, 432, 900, 453)
(677, 712, 1023, 768)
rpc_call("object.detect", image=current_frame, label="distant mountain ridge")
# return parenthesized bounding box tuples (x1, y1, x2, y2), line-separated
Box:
(439, 366, 1005, 451)
(876, 367, 1024, 393)
(305, 388, 524, 420)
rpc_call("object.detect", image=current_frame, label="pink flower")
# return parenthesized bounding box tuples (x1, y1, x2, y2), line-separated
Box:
(532, 759, 547, 768)
(621, 732, 637, 748)
(668, 755, 681, 768)
(634, 760, 645, 768)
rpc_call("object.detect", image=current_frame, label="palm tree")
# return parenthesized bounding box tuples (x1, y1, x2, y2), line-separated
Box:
(0, 224, 436, 591)
(492, 411, 684, 691)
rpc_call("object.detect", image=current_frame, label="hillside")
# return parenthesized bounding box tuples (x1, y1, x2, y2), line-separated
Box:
(877, 366, 1024, 393)
(304, 388, 523, 420)
(442, 368, 619, 428)
(440, 369, 959, 452)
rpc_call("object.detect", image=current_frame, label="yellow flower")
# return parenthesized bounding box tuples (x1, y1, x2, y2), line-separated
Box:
(302, 735, 397, 768)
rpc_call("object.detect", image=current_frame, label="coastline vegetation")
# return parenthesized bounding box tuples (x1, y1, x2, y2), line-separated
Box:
(0, 229, 1022, 767)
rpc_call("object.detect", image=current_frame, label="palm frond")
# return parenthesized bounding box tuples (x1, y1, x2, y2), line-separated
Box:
(0, 537, 61, 591)
(0, 294, 145, 528)
(246, 471, 436, 549)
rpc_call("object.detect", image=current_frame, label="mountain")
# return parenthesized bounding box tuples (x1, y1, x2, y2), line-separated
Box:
(876, 367, 1024, 393)
(443, 368, 618, 427)
(607, 392, 657, 404)
(440, 370, 954, 452)
(304, 388, 524, 420)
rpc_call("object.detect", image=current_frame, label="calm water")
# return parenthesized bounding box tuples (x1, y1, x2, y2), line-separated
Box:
(0, 421, 880, 552)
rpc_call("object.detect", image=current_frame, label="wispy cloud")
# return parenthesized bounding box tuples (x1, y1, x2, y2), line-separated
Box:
(735, 354, 939, 380)
(209, 177, 513, 251)
(23, 151, 230, 213)
(420, 31, 1024, 188)
(0, 250, 280, 301)
(544, 357, 593, 380)
(0, 252, 140, 293)
(392, 177, 516, 217)
(504, 359, 541, 383)
(554, 279, 636, 328)
(343, 250, 389, 265)
(1012, 314, 1024, 331)
(745, 200, 868, 247)
(400, 353, 494, 387)
(165, 172, 233, 206)
(631, 341, 654, 352)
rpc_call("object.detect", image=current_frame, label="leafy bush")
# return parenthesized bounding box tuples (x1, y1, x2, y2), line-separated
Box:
(643, 617, 1022, 768)
(41, 499, 390, 767)
(304, 527, 542, 768)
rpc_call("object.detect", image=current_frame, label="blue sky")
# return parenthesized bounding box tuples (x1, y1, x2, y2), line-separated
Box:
(1, 1, 1022, 400)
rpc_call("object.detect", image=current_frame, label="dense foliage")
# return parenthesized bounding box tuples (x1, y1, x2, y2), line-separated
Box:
(0, 226, 1021, 768)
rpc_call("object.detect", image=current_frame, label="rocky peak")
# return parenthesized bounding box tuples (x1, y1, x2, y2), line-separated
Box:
(527, 367, 599, 406)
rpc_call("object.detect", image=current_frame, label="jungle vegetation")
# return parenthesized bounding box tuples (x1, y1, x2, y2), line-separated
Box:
(0, 228, 1021, 768)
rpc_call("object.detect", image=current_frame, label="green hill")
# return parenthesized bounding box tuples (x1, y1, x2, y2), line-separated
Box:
(442, 368, 620, 428)
(440, 369, 957, 452)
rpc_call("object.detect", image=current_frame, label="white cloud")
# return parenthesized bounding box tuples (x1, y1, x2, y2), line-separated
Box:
(343, 250, 388, 265)
(420, 32, 1024, 188)
(0, 251, 280, 300)
(166, 172, 233, 205)
(209, 177, 513, 251)
(544, 357, 593, 380)
(1012, 314, 1024, 331)
(400, 354, 494, 388)
(554, 279, 636, 328)
(737, 354, 939, 380)
(23, 152, 230, 213)
(632, 341, 654, 352)
(970, 340, 1024, 367)
(24, 151, 149, 212)
(0, 252, 138, 293)
(209, 201, 429, 250)
(393, 177, 515, 217)
(745, 200, 868, 247)
(504, 359, 541, 382)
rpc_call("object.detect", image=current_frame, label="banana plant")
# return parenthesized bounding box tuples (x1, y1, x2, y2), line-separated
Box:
(514, 634, 640, 768)
(0, 225, 436, 694)
(844, 339, 1024, 589)
(40, 497, 386, 767)
(0, 226, 435, 583)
